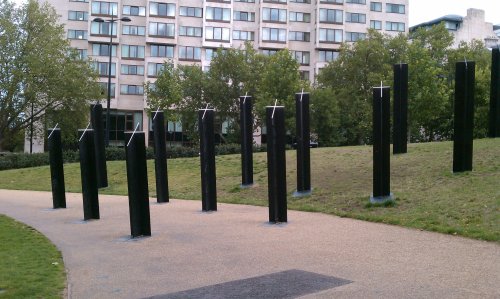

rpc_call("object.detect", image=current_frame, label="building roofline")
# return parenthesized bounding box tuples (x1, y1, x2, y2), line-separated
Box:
(410, 15, 463, 32)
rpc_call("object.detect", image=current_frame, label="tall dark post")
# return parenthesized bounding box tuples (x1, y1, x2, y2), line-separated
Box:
(266, 105, 287, 223)
(78, 129, 100, 220)
(48, 128, 66, 209)
(198, 109, 217, 211)
(371, 87, 393, 203)
(393, 63, 408, 154)
(453, 61, 475, 172)
(125, 131, 151, 237)
(240, 96, 254, 187)
(90, 104, 108, 188)
(153, 111, 169, 203)
(295, 92, 311, 196)
(489, 48, 500, 138)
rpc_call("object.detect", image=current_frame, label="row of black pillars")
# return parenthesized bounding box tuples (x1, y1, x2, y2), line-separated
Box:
(153, 111, 169, 203)
(48, 128, 66, 209)
(240, 96, 254, 187)
(393, 64, 408, 155)
(90, 104, 108, 188)
(489, 48, 500, 138)
(199, 108, 217, 212)
(78, 129, 100, 220)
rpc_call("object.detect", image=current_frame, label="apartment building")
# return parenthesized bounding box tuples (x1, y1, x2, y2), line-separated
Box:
(44, 0, 408, 146)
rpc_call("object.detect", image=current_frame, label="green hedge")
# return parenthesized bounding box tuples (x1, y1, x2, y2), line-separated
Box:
(0, 144, 266, 171)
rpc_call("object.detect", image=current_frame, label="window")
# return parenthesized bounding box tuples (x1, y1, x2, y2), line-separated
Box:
(370, 2, 382, 12)
(299, 71, 310, 81)
(90, 21, 116, 35)
(108, 111, 142, 142)
(319, 9, 343, 23)
(262, 49, 279, 56)
(68, 11, 88, 21)
(70, 0, 88, 2)
(370, 20, 382, 30)
(147, 63, 164, 76)
(386, 21, 405, 32)
(149, 22, 175, 37)
(346, 13, 366, 23)
(204, 48, 226, 61)
(75, 49, 87, 60)
(179, 6, 203, 18)
(232, 30, 255, 41)
(205, 27, 230, 41)
(123, 5, 146, 16)
(289, 12, 311, 23)
(234, 11, 255, 22)
(150, 44, 174, 58)
(292, 51, 310, 65)
(123, 25, 146, 36)
(206, 7, 231, 21)
(319, 28, 343, 43)
(345, 32, 366, 42)
(179, 46, 201, 61)
(263, 0, 286, 3)
(91, 1, 118, 16)
(92, 62, 116, 76)
(346, 0, 365, 3)
(262, 8, 287, 23)
(121, 45, 145, 59)
(320, 0, 343, 3)
(289, 31, 310, 42)
(120, 85, 144, 95)
(179, 26, 202, 37)
(262, 28, 286, 42)
(235, 0, 255, 2)
(121, 64, 145, 75)
(386, 4, 405, 14)
(67, 29, 87, 39)
(149, 2, 175, 17)
(290, 0, 311, 3)
(319, 50, 339, 62)
(98, 82, 115, 97)
(92, 43, 117, 56)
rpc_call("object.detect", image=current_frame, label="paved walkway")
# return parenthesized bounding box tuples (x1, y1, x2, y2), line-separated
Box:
(0, 189, 499, 299)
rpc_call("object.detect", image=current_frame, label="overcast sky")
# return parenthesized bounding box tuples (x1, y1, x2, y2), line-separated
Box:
(10, 0, 500, 26)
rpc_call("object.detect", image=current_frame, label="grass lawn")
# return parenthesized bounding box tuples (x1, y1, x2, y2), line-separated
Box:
(0, 215, 65, 298)
(0, 139, 499, 241)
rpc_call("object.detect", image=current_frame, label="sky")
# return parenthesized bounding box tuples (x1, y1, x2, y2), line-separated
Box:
(10, 0, 500, 27)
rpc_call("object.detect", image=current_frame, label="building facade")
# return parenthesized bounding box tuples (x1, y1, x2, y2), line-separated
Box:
(410, 8, 498, 49)
(43, 0, 408, 146)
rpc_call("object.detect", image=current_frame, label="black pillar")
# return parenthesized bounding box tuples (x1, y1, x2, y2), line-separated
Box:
(371, 87, 392, 203)
(453, 61, 475, 172)
(153, 111, 169, 203)
(90, 104, 108, 188)
(125, 131, 151, 237)
(295, 92, 311, 195)
(198, 109, 217, 211)
(266, 106, 287, 223)
(240, 96, 254, 187)
(489, 48, 500, 138)
(48, 128, 66, 209)
(393, 63, 408, 154)
(78, 129, 99, 220)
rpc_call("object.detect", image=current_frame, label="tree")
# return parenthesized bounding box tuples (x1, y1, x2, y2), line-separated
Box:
(0, 0, 101, 151)
(310, 88, 343, 146)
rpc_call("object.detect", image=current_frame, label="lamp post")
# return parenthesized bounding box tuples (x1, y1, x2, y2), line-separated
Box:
(93, 16, 131, 146)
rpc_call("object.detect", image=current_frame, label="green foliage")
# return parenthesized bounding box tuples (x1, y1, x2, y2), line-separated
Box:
(0, 0, 101, 151)
(310, 88, 343, 146)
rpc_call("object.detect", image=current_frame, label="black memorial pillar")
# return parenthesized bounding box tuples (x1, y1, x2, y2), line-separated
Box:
(198, 108, 217, 211)
(48, 128, 66, 209)
(78, 129, 100, 220)
(489, 48, 500, 138)
(371, 86, 393, 203)
(294, 91, 311, 196)
(125, 131, 151, 237)
(240, 95, 254, 187)
(90, 104, 108, 188)
(393, 63, 408, 154)
(266, 105, 287, 223)
(153, 111, 169, 203)
(453, 61, 475, 172)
